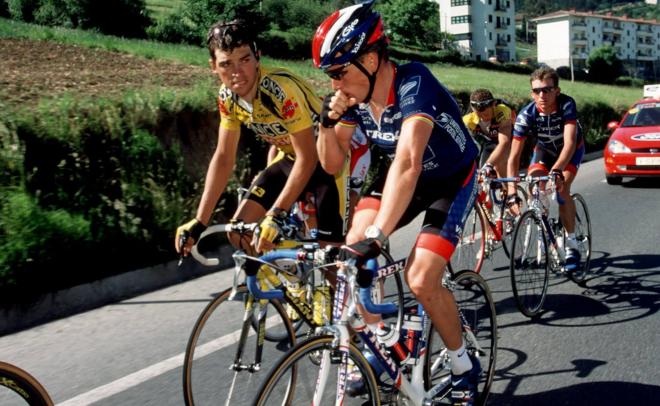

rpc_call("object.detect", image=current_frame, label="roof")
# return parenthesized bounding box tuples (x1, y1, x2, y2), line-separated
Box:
(531, 9, 659, 25)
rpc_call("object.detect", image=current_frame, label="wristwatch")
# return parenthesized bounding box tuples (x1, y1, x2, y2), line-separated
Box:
(364, 225, 387, 246)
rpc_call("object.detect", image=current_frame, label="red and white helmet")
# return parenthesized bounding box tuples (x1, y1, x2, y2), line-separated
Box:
(312, 0, 387, 70)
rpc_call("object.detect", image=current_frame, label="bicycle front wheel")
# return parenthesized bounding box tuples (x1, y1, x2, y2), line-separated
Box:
(500, 184, 529, 258)
(424, 270, 497, 406)
(510, 210, 549, 317)
(453, 203, 487, 274)
(0, 362, 54, 406)
(183, 285, 296, 406)
(254, 335, 380, 405)
(568, 193, 592, 285)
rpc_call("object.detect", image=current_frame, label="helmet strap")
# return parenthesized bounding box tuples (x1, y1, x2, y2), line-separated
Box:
(352, 51, 382, 104)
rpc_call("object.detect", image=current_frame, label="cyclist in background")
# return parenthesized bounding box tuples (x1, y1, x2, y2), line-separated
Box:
(463, 88, 514, 180)
(313, 2, 481, 404)
(175, 19, 348, 255)
(507, 66, 585, 271)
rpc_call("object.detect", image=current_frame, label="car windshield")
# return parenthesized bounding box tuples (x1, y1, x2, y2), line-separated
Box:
(621, 103, 660, 127)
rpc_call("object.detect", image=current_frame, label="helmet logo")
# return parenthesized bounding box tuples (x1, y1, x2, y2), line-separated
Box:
(342, 18, 359, 37)
(351, 33, 366, 53)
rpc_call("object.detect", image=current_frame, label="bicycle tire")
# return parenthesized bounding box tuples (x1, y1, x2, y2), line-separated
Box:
(0, 362, 54, 406)
(424, 270, 497, 405)
(183, 285, 296, 406)
(510, 210, 549, 317)
(253, 335, 380, 405)
(500, 184, 529, 258)
(567, 193, 592, 285)
(453, 202, 487, 274)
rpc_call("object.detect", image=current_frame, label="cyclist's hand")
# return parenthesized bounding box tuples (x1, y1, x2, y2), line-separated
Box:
(255, 210, 287, 253)
(321, 90, 357, 128)
(480, 163, 496, 178)
(339, 238, 381, 288)
(550, 169, 565, 192)
(175, 218, 207, 256)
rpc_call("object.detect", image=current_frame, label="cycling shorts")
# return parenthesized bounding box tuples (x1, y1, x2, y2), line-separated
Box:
(529, 140, 585, 175)
(247, 154, 348, 242)
(356, 161, 478, 262)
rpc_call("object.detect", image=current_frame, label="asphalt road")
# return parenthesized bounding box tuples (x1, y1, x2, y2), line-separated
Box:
(1, 157, 659, 405)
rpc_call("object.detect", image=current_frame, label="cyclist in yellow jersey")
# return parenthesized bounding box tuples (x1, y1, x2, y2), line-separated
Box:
(462, 89, 514, 179)
(175, 19, 348, 255)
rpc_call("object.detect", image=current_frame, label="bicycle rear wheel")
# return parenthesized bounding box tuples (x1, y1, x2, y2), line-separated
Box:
(183, 285, 296, 406)
(452, 203, 487, 274)
(424, 270, 497, 405)
(0, 362, 53, 406)
(253, 335, 380, 405)
(567, 193, 592, 285)
(510, 210, 549, 317)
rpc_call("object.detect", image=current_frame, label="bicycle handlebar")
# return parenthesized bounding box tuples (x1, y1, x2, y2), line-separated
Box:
(190, 222, 258, 266)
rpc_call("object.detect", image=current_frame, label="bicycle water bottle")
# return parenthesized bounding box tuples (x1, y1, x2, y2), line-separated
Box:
(401, 313, 423, 363)
(376, 322, 409, 364)
(312, 285, 331, 325)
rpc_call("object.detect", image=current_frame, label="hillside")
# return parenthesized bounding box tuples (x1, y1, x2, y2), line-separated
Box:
(515, 0, 657, 19)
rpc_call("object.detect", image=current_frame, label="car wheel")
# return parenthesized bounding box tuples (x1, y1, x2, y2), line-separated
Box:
(606, 175, 622, 185)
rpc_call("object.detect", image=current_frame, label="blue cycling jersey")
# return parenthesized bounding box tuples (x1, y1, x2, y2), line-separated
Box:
(513, 93, 583, 151)
(339, 62, 478, 179)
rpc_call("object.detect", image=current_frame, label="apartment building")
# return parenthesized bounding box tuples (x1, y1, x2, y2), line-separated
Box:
(435, 0, 516, 62)
(533, 10, 659, 79)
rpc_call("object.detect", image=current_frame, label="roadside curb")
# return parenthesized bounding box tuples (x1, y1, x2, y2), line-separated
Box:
(0, 245, 234, 336)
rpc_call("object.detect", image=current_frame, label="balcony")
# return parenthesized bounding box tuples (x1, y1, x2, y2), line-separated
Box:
(494, 1, 507, 12)
(496, 22, 509, 30)
(637, 25, 653, 33)
(572, 36, 587, 44)
(496, 38, 508, 47)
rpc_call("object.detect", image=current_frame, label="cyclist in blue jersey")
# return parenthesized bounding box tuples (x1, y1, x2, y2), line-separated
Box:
(506, 67, 585, 271)
(313, 2, 481, 404)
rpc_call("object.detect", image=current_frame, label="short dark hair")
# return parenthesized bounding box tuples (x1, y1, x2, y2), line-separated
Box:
(530, 66, 559, 87)
(470, 88, 494, 103)
(206, 19, 258, 59)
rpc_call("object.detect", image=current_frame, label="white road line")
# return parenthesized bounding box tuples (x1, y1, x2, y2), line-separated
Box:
(57, 315, 279, 406)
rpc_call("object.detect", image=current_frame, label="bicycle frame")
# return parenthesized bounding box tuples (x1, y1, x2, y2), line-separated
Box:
(311, 260, 480, 406)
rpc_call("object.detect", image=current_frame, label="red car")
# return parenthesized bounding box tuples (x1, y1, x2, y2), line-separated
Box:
(604, 98, 660, 185)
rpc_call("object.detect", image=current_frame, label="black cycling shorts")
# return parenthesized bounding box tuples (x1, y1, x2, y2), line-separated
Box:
(247, 154, 348, 242)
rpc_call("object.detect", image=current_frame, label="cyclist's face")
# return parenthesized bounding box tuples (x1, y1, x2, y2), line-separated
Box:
(211, 45, 259, 99)
(326, 54, 374, 103)
(531, 78, 559, 113)
(474, 105, 494, 122)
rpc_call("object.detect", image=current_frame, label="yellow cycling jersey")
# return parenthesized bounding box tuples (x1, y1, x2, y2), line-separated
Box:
(218, 66, 321, 156)
(462, 103, 514, 143)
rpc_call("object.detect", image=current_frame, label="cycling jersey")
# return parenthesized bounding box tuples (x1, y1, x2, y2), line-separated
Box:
(463, 103, 514, 144)
(513, 94, 583, 152)
(218, 66, 321, 156)
(339, 62, 478, 179)
(349, 127, 370, 191)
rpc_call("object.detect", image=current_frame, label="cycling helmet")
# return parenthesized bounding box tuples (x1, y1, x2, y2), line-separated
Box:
(312, 0, 387, 70)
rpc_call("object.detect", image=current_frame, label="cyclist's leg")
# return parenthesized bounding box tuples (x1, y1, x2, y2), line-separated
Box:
(557, 142, 584, 236)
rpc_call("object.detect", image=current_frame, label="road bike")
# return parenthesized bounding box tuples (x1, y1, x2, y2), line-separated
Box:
(453, 172, 528, 274)
(182, 221, 404, 406)
(253, 254, 497, 405)
(0, 361, 54, 406)
(508, 175, 592, 318)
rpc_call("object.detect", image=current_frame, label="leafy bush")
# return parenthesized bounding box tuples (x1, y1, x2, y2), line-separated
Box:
(389, 46, 464, 65)
(614, 76, 645, 88)
(0, 0, 10, 17)
(579, 101, 621, 152)
(6, 0, 39, 21)
(587, 45, 624, 84)
(261, 28, 314, 60)
(146, 11, 199, 44)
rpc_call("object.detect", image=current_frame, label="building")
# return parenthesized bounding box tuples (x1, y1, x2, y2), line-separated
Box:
(435, 0, 516, 62)
(533, 10, 660, 80)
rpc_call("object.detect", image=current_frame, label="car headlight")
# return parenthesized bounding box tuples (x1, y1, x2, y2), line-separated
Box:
(608, 139, 631, 154)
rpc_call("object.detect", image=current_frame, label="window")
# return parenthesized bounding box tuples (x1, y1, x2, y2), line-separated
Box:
(592, 27, 595, 33)
(507, 17, 511, 25)
(507, 34, 511, 41)
(488, 0, 492, 4)
(489, 32, 492, 40)
(451, 15, 471, 24)
(593, 40, 595, 46)
(450, 0, 471, 5)
(489, 15, 492, 23)
(507, 1, 510, 7)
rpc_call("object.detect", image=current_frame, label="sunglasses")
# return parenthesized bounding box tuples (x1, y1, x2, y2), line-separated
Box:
(531, 86, 555, 95)
(470, 99, 493, 112)
(325, 65, 350, 81)
(206, 21, 240, 44)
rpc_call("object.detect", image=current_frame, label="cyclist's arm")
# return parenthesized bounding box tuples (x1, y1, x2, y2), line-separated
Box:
(195, 126, 240, 225)
(266, 144, 277, 165)
(270, 126, 318, 213)
(486, 119, 512, 168)
(551, 122, 577, 173)
(373, 118, 431, 237)
(506, 136, 525, 195)
(318, 123, 352, 175)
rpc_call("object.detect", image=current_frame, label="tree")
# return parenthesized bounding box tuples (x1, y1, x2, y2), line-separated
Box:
(586, 45, 623, 84)
(378, 0, 442, 49)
